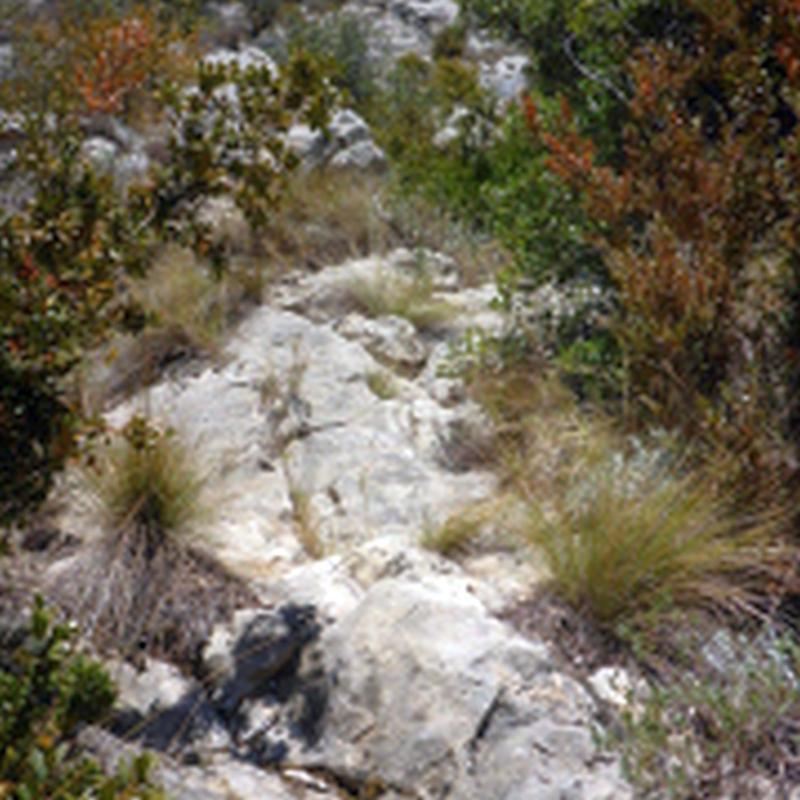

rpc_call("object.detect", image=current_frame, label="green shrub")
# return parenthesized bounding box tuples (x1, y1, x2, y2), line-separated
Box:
(0, 8, 334, 525)
(459, 0, 698, 159)
(372, 53, 603, 298)
(608, 624, 800, 798)
(0, 597, 164, 799)
(275, 9, 377, 111)
(521, 0, 800, 499)
(432, 21, 468, 61)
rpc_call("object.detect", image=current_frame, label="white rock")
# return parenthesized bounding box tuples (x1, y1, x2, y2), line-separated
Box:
(202, 46, 276, 76)
(114, 149, 151, 189)
(81, 136, 119, 174)
(433, 106, 470, 148)
(285, 122, 327, 161)
(329, 139, 387, 172)
(109, 658, 189, 716)
(390, 0, 459, 33)
(588, 666, 641, 711)
(266, 556, 365, 622)
(299, 577, 632, 799)
(480, 54, 530, 104)
(336, 312, 428, 368)
(328, 108, 371, 147)
(101, 303, 494, 568)
(0, 109, 25, 141)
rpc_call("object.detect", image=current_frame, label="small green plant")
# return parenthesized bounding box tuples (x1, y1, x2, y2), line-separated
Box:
(524, 444, 783, 629)
(89, 415, 206, 537)
(365, 370, 399, 401)
(608, 624, 800, 798)
(0, 596, 164, 799)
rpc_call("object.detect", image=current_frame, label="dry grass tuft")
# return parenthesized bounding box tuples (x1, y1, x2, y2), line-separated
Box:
(288, 485, 325, 560)
(421, 496, 520, 558)
(345, 267, 456, 333)
(82, 246, 270, 408)
(259, 169, 508, 285)
(52, 417, 256, 668)
(260, 170, 397, 272)
(88, 417, 208, 537)
(521, 437, 787, 629)
(458, 350, 790, 630)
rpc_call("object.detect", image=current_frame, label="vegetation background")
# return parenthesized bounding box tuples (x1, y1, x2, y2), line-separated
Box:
(1, 0, 799, 797)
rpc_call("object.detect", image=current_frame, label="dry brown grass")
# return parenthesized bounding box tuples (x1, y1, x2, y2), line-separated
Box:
(287, 484, 325, 560)
(51, 418, 256, 668)
(259, 169, 509, 286)
(421, 495, 520, 557)
(259, 170, 397, 272)
(77, 246, 270, 409)
(457, 348, 791, 631)
(344, 266, 457, 333)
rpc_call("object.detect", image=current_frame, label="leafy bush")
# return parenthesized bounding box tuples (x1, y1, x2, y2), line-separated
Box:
(0, 597, 163, 799)
(371, 51, 603, 300)
(432, 21, 468, 61)
(521, 0, 800, 491)
(0, 2, 196, 121)
(0, 4, 334, 524)
(459, 0, 697, 159)
(375, 53, 484, 171)
(275, 9, 378, 111)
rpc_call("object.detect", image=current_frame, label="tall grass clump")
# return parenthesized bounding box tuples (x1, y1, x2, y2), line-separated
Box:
(53, 416, 255, 667)
(90, 415, 206, 537)
(523, 440, 784, 629)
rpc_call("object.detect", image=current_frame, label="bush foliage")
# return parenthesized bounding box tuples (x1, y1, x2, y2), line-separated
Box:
(523, 0, 800, 489)
(0, 597, 163, 799)
(0, 2, 334, 524)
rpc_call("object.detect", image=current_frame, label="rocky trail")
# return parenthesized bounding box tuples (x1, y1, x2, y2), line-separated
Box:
(41, 244, 633, 799)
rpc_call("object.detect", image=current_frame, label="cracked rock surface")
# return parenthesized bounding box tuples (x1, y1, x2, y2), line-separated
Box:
(51, 248, 633, 798)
